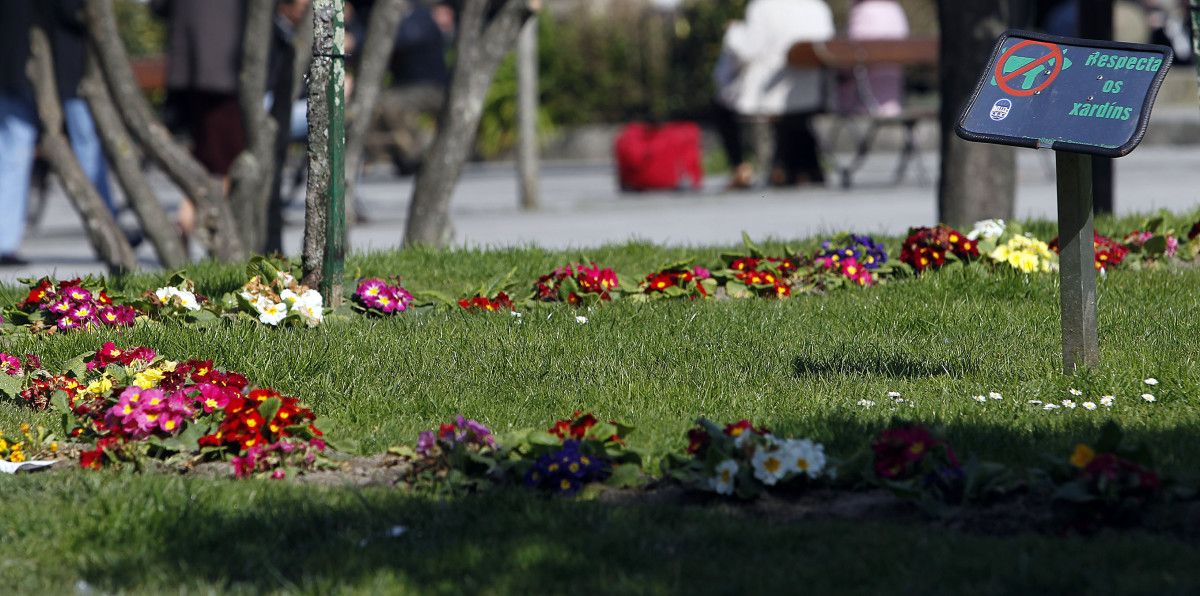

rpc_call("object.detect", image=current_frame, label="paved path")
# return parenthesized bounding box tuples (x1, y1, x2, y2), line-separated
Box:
(6, 145, 1200, 282)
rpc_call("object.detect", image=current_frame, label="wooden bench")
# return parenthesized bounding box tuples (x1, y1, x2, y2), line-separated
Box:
(787, 38, 938, 188)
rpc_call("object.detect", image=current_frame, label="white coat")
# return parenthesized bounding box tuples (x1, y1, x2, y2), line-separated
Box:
(716, 0, 835, 117)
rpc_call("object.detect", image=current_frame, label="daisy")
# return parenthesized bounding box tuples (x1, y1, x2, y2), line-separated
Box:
(751, 447, 788, 486)
(1068, 388, 1083, 396)
(1062, 400, 1077, 409)
(988, 392, 1003, 400)
(1100, 396, 1115, 407)
(1144, 378, 1159, 386)
(1082, 402, 1097, 411)
(1142, 393, 1156, 403)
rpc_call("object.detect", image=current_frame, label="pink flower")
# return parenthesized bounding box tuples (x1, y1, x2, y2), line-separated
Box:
(0, 354, 22, 376)
(271, 469, 286, 480)
(63, 286, 92, 302)
(196, 383, 233, 413)
(157, 413, 184, 434)
(692, 267, 711, 280)
(56, 317, 80, 331)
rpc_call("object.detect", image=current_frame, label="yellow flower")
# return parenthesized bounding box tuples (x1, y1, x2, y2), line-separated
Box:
(1070, 443, 1096, 468)
(0, 438, 8, 452)
(9, 451, 24, 463)
(1015, 253, 1039, 273)
(19, 423, 30, 435)
(87, 376, 114, 395)
(160, 360, 178, 373)
(133, 368, 166, 389)
(49, 442, 58, 453)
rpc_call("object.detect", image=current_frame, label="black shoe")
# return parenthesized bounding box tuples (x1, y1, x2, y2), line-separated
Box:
(0, 254, 28, 266)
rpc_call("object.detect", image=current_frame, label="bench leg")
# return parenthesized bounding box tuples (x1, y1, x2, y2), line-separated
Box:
(840, 120, 880, 189)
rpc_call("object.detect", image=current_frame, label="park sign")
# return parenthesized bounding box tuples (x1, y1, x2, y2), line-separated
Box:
(956, 30, 1172, 374)
(956, 30, 1172, 157)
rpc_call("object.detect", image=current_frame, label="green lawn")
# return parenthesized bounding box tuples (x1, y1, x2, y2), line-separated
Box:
(2, 217, 1200, 593)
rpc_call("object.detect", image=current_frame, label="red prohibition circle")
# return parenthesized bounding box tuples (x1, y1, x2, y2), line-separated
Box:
(994, 40, 1064, 97)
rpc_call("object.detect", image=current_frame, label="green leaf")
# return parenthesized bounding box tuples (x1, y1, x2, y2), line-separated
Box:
(63, 352, 90, 380)
(0, 373, 22, 399)
(1143, 235, 1168, 256)
(605, 463, 644, 488)
(525, 430, 562, 447)
(258, 397, 282, 425)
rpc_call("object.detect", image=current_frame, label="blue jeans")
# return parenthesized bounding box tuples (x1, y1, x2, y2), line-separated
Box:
(64, 98, 116, 213)
(0, 95, 36, 255)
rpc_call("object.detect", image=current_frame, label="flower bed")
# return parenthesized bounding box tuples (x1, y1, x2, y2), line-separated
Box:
(0, 343, 327, 479)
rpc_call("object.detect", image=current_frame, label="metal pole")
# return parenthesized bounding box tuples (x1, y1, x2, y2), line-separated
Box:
(309, 0, 346, 306)
(1055, 151, 1100, 373)
(516, 15, 540, 211)
(1079, 0, 1115, 214)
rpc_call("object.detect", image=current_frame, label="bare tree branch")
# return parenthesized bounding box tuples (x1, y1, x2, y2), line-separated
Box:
(84, 0, 246, 262)
(344, 0, 411, 226)
(81, 54, 188, 269)
(28, 16, 136, 273)
(403, 0, 534, 247)
(229, 0, 281, 253)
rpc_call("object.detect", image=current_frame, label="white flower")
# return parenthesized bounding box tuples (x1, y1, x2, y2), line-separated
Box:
(1068, 388, 1083, 396)
(276, 271, 297, 286)
(575, 316, 588, 324)
(973, 395, 987, 403)
(709, 459, 738, 496)
(750, 447, 788, 486)
(1083, 402, 1097, 411)
(857, 399, 875, 407)
(154, 286, 200, 311)
(297, 289, 323, 309)
(252, 295, 274, 314)
(1144, 378, 1159, 386)
(1028, 400, 1043, 405)
(886, 391, 901, 399)
(1142, 393, 1156, 403)
(1044, 403, 1061, 410)
(1062, 400, 1077, 409)
(1100, 396, 1115, 407)
(280, 288, 300, 305)
(293, 302, 323, 327)
(510, 311, 523, 319)
(988, 392, 1003, 401)
(967, 218, 1006, 241)
(239, 290, 256, 303)
(782, 439, 826, 479)
(257, 301, 288, 326)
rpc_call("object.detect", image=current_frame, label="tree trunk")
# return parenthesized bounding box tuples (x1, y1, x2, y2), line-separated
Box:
(229, 0, 281, 254)
(403, 0, 535, 247)
(27, 18, 136, 273)
(302, 0, 347, 308)
(84, 0, 246, 263)
(266, 5, 315, 254)
(516, 15, 540, 211)
(81, 54, 189, 269)
(937, 0, 1016, 228)
(344, 0, 412, 227)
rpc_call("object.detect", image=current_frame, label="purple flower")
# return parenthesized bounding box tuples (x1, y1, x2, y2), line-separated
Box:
(692, 267, 711, 280)
(416, 430, 436, 456)
(62, 286, 92, 303)
(99, 304, 137, 327)
(46, 297, 74, 316)
(56, 317, 80, 331)
(455, 415, 496, 447)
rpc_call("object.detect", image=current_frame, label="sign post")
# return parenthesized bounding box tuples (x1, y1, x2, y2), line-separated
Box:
(956, 30, 1172, 373)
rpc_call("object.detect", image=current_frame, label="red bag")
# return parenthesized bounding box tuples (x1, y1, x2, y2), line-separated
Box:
(614, 122, 703, 191)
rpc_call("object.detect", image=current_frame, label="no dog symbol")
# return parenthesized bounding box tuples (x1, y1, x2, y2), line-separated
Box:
(993, 40, 1068, 97)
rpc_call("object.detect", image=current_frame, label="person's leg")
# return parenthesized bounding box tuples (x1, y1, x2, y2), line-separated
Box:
(0, 95, 37, 259)
(773, 112, 824, 186)
(712, 100, 745, 167)
(794, 112, 825, 185)
(63, 98, 118, 214)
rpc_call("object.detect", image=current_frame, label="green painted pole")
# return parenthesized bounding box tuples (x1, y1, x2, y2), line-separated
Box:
(313, 0, 346, 306)
(1191, 2, 1200, 115)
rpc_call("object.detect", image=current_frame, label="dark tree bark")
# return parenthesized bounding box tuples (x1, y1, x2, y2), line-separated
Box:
(403, 0, 536, 247)
(84, 0, 246, 263)
(344, 0, 412, 226)
(27, 17, 136, 273)
(229, 0, 280, 253)
(937, 0, 1016, 228)
(81, 54, 189, 269)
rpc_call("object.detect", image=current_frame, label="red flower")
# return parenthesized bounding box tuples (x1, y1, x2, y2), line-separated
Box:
(723, 419, 766, 438)
(686, 428, 710, 455)
(79, 449, 104, 470)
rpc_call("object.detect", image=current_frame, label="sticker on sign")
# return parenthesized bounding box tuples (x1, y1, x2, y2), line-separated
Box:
(956, 30, 1172, 157)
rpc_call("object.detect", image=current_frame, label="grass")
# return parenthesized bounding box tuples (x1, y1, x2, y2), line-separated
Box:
(1, 213, 1200, 593)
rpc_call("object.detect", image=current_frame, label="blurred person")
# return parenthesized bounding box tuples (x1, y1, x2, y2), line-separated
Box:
(0, 1, 123, 266)
(376, 0, 454, 176)
(270, 0, 313, 143)
(722, 0, 835, 187)
(55, 0, 120, 217)
(712, 42, 754, 190)
(1145, 0, 1193, 62)
(153, 0, 247, 243)
(838, 0, 909, 117)
(0, 1, 36, 265)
